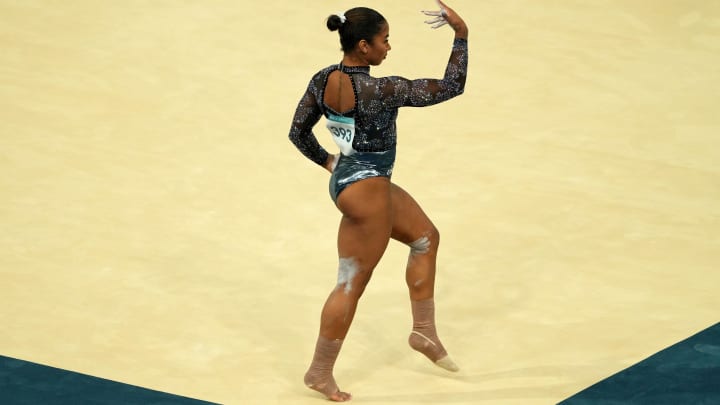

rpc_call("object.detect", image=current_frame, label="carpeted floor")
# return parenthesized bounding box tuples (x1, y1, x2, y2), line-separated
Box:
(559, 323, 720, 405)
(0, 355, 220, 405)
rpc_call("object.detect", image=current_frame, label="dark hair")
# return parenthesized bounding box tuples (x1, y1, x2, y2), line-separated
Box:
(326, 7, 386, 53)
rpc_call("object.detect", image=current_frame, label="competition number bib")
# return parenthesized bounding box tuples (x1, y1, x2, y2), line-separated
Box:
(326, 114, 356, 156)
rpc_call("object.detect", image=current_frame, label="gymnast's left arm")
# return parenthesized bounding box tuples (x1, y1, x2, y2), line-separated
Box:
(380, 18, 468, 107)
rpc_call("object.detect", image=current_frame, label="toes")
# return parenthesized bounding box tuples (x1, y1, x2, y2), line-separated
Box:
(435, 355, 460, 372)
(305, 378, 351, 402)
(329, 391, 352, 402)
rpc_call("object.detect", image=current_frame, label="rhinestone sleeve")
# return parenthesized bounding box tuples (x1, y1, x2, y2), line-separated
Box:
(289, 37, 468, 161)
(382, 38, 468, 108)
(287, 80, 329, 166)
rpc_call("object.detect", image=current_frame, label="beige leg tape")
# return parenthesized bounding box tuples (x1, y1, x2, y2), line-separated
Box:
(409, 298, 459, 372)
(304, 336, 345, 397)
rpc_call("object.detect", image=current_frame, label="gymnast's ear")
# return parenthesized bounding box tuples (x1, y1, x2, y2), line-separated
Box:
(358, 39, 370, 54)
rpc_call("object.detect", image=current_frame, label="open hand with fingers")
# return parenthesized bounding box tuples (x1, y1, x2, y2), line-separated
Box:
(422, 0, 468, 39)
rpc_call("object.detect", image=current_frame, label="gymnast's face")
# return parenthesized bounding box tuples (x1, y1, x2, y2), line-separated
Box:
(365, 22, 391, 66)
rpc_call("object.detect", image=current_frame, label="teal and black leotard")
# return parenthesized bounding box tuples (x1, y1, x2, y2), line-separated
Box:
(288, 37, 468, 202)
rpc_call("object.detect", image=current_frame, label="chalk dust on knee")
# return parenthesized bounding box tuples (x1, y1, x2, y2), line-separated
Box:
(336, 257, 359, 294)
(407, 233, 431, 256)
(406, 233, 433, 288)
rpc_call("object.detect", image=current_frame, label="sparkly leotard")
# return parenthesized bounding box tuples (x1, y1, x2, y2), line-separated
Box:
(289, 38, 468, 202)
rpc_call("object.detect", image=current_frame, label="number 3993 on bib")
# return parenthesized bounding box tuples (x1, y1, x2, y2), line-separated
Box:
(326, 114, 356, 156)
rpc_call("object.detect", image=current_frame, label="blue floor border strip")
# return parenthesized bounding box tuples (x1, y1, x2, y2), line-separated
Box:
(559, 322, 720, 405)
(0, 355, 221, 405)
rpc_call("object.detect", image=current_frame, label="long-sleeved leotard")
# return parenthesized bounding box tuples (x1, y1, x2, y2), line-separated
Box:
(288, 38, 468, 166)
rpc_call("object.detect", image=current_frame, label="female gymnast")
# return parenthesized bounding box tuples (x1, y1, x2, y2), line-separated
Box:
(288, 1, 468, 401)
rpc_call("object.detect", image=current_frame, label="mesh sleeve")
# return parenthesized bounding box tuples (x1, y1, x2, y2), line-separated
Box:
(382, 38, 468, 108)
(288, 86, 329, 166)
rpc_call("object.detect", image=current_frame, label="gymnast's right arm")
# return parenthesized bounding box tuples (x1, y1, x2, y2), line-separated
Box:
(288, 85, 331, 169)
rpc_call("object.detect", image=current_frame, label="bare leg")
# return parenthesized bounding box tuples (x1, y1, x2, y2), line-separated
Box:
(304, 178, 393, 401)
(390, 183, 459, 371)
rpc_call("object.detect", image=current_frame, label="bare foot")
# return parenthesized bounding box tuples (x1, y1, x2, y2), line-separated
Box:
(304, 371, 352, 401)
(409, 331, 459, 372)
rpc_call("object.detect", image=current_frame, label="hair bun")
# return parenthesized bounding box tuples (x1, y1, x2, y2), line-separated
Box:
(326, 14, 343, 31)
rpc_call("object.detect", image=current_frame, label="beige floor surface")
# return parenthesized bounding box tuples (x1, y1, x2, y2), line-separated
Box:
(1, 1, 719, 404)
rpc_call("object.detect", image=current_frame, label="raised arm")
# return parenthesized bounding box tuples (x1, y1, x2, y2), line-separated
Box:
(383, 1, 468, 108)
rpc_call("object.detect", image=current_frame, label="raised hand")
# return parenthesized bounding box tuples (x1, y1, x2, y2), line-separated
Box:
(422, 0, 468, 38)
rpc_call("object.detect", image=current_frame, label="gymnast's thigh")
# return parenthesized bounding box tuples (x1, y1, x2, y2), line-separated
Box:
(335, 177, 393, 269)
(390, 183, 437, 246)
